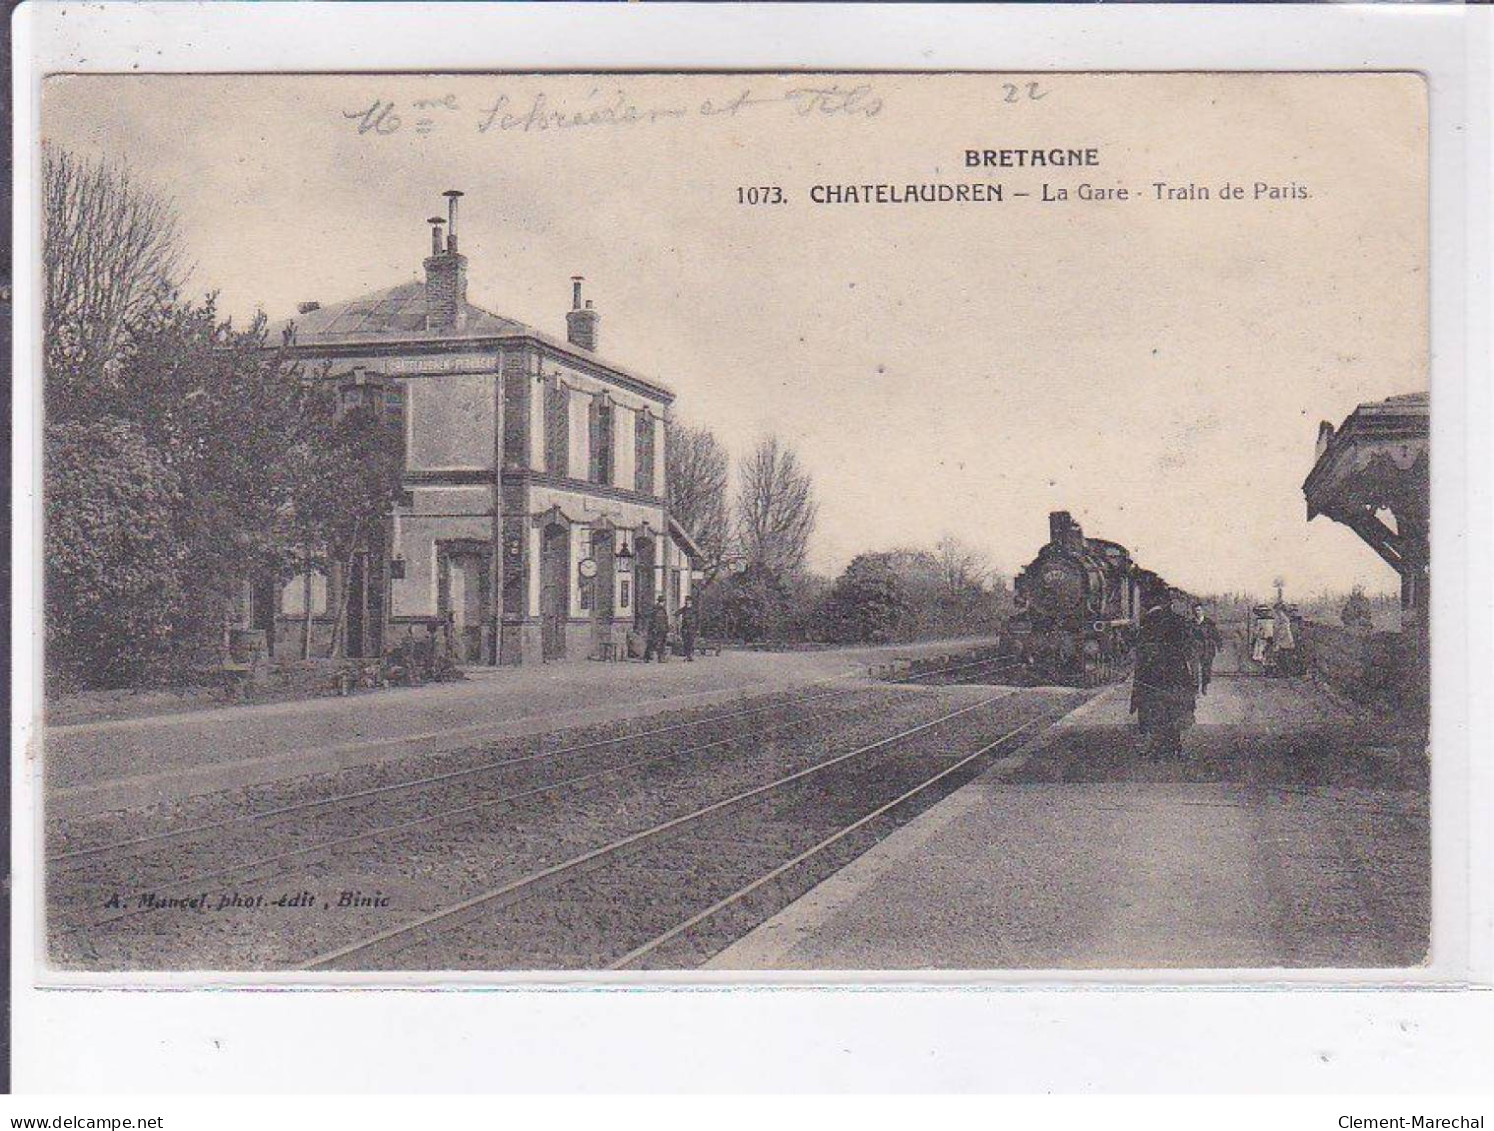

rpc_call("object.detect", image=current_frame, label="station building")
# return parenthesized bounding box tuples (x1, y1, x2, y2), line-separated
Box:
(263, 190, 698, 665)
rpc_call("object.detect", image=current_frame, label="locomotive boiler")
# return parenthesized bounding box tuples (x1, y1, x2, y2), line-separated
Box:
(1008, 511, 1154, 684)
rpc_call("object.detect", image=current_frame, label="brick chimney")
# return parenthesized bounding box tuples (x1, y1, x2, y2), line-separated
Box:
(424, 190, 468, 332)
(566, 276, 599, 352)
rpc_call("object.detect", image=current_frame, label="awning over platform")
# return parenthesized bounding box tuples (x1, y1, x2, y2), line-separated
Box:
(1303, 391, 1429, 618)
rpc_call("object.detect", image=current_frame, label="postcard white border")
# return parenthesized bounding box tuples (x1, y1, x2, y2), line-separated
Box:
(11, 1, 1493, 1091)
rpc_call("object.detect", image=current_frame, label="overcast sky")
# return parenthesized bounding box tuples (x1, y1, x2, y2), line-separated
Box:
(42, 73, 1427, 597)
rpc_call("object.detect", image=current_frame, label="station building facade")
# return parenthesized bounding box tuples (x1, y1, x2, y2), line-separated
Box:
(267, 191, 697, 665)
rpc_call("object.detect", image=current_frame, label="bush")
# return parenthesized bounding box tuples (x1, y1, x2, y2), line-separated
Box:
(45, 417, 185, 689)
(823, 554, 908, 644)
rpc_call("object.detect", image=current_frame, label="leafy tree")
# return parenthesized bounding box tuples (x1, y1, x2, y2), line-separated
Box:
(107, 301, 315, 668)
(44, 418, 185, 689)
(287, 390, 407, 658)
(719, 562, 789, 644)
(43, 144, 407, 685)
(825, 553, 909, 644)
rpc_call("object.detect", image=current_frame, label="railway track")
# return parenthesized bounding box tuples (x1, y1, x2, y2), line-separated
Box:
(52, 653, 1002, 872)
(302, 689, 1075, 971)
(51, 684, 892, 937)
(48, 684, 860, 867)
(52, 666, 1080, 970)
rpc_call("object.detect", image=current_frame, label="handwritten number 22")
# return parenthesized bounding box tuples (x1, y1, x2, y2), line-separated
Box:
(1003, 82, 1046, 104)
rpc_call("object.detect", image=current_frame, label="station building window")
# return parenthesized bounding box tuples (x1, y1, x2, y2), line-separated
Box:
(545, 378, 569, 476)
(589, 397, 614, 486)
(635, 411, 655, 494)
(502, 371, 527, 468)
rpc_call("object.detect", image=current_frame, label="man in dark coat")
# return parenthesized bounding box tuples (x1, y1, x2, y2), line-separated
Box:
(678, 596, 699, 662)
(1130, 584, 1197, 760)
(644, 595, 670, 663)
(1191, 603, 1222, 695)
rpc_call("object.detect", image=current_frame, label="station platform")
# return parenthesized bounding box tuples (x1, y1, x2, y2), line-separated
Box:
(710, 674, 1429, 971)
(38, 636, 1000, 819)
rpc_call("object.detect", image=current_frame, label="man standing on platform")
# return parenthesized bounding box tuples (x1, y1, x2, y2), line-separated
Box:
(679, 596, 699, 662)
(644, 594, 671, 663)
(1130, 583, 1197, 761)
(1191, 603, 1221, 695)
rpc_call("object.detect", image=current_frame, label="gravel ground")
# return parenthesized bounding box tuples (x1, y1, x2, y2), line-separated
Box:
(362, 688, 1088, 970)
(50, 685, 886, 956)
(52, 683, 1055, 969)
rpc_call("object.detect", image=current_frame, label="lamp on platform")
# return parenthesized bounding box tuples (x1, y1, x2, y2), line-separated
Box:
(616, 541, 634, 574)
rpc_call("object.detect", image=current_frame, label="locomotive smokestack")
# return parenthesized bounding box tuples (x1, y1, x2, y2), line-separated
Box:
(1049, 510, 1085, 551)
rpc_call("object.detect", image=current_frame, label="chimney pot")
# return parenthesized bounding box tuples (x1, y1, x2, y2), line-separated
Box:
(443, 189, 464, 254)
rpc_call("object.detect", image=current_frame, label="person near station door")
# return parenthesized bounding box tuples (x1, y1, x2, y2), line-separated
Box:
(1130, 583, 1197, 761)
(643, 594, 671, 663)
(1191, 603, 1222, 696)
(679, 596, 699, 662)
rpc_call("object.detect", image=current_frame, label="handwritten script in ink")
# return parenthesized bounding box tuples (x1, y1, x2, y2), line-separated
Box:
(341, 84, 886, 139)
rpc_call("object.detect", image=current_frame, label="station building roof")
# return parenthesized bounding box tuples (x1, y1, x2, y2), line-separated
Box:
(272, 280, 676, 404)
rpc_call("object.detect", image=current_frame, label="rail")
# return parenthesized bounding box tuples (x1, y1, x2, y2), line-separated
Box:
(300, 691, 1017, 970)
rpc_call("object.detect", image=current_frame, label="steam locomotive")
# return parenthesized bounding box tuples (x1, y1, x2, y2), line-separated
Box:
(1007, 511, 1181, 685)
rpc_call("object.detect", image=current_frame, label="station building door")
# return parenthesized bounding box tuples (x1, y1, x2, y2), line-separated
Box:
(632, 537, 656, 630)
(590, 529, 616, 655)
(540, 522, 570, 661)
(438, 541, 490, 665)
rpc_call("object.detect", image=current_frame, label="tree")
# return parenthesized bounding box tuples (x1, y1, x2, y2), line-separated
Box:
(825, 553, 908, 644)
(1341, 586, 1375, 631)
(736, 435, 817, 576)
(718, 562, 789, 644)
(935, 535, 990, 598)
(44, 418, 185, 689)
(42, 144, 409, 685)
(43, 144, 187, 418)
(288, 392, 407, 658)
(666, 420, 731, 587)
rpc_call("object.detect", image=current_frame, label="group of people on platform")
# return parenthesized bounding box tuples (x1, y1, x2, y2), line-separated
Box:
(1129, 588, 1308, 759)
(639, 595, 700, 663)
(1249, 602, 1303, 676)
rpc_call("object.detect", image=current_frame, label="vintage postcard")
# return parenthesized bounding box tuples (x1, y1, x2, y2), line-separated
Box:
(35, 71, 1429, 976)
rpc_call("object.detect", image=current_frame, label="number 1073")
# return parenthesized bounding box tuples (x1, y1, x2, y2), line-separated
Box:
(736, 186, 787, 205)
